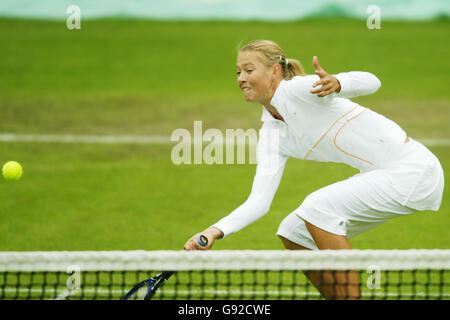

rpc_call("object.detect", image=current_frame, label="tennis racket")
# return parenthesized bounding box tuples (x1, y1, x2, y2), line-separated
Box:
(121, 234, 209, 300)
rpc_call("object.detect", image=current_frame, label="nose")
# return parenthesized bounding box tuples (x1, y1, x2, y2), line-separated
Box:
(238, 72, 246, 86)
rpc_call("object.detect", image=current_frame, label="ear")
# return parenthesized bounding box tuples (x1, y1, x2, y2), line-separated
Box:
(272, 63, 281, 75)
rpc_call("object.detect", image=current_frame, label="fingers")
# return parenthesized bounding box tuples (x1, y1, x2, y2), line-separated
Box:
(313, 56, 323, 76)
(311, 84, 336, 97)
(311, 74, 340, 97)
(184, 234, 211, 251)
(184, 236, 195, 250)
(184, 237, 199, 250)
(313, 56, 329, 79)
(317, 88, 336, 97)
(311, 78, 333, 94)
(313, 56, 320, 70)
(311, 85, 334, 96)
(311, 84, 331, 95)
(311, 79, 325, 89)
(184, 239, 197, 250)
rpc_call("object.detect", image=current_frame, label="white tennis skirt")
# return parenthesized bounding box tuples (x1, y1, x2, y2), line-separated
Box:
(276, 138, 444, 250)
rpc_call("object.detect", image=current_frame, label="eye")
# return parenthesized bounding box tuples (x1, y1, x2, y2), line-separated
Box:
(236, 71, 241, 75)
(247, 69, 253, 73)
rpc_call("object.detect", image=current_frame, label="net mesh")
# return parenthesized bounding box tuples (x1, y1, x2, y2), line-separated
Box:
(1, 250, 449, 300)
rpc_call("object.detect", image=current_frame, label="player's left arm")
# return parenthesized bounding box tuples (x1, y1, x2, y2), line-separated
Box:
(310, 56, 342, 97)
(310, 56, 381, 98)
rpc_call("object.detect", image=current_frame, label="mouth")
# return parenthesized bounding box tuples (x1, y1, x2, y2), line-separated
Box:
(241, 87, 251, 93)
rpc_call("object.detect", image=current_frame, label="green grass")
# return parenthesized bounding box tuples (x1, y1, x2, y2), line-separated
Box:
(0, 18, 448, 138)
(0, 143, 448, 251)
(0, 18, 449, 252)
(0, 18, 449, 99)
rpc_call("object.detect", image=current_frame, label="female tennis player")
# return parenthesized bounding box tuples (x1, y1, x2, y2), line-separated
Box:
(184, 40, 444, 299)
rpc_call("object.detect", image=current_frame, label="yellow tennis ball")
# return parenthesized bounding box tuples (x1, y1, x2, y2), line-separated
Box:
(2, 161, 23, 181)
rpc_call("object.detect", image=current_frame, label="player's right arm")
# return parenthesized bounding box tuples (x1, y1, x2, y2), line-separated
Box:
(211, 157, 287, 238)
(184, 125, 288, 250)
(183, 166, 285, 250)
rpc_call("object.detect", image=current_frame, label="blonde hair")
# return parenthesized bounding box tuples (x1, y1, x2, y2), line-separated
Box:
(238, 40, 305, 80)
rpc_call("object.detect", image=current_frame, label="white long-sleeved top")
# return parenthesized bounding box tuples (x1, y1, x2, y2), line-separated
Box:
(213, 72, 409, 238)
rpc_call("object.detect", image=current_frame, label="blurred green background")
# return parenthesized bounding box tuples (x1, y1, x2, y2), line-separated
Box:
(0, 17, 448, 251)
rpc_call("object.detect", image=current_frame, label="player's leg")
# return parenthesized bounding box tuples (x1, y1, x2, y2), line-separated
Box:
(279, 236, 338, 299)
(304, 222, 361, 300)
(277, 214, 343, 299)
(293, 168, 425, 300)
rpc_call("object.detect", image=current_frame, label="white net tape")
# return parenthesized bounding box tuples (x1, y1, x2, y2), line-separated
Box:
(1, 250, 450, 272)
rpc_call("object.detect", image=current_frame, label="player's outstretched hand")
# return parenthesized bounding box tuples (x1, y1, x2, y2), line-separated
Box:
(310, 56, 341, 97)
(184, 227, 223, 251)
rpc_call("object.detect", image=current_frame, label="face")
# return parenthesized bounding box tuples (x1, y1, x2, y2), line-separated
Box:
(236, 51, 277, 104)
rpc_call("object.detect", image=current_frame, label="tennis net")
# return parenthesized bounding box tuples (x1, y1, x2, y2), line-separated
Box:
(1, 250, 449, 300)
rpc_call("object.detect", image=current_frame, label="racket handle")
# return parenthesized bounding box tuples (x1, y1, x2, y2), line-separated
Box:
(198, 234, 209, 247)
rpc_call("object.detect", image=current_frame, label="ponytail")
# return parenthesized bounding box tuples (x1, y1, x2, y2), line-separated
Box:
(283, 58, 305, 79)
